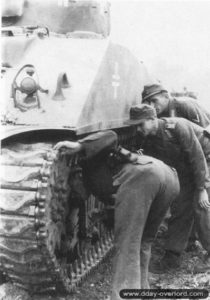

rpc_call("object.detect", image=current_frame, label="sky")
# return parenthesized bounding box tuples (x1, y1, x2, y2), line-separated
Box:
(110, 0, 210, 108)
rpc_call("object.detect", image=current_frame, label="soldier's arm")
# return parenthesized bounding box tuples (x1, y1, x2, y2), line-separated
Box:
(54, 130, 141, 164)
(78, 131, 118, 159)
(175, 119, 210, 208)
(175, 119, 209, 191)
(54, 131, 118, 158)
(179, 99, 210, 127)
(179, 100, 201, 124)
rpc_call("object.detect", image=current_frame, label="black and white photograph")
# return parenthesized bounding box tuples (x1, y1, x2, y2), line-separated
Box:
(1, 0, 210, 299)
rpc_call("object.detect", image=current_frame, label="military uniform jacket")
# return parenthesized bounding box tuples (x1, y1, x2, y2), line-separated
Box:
(142, 117, 210, 190)
(159, 97, 210, 128)
(78, 130, 119, 198)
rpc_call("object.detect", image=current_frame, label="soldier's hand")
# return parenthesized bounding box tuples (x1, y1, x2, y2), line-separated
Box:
(53, 141, 82, 156)
(198, 189, 210, 209)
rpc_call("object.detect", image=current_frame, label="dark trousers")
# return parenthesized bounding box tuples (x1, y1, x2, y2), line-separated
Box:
(111, 156, 180, 300)
(165, 172, 210, 254)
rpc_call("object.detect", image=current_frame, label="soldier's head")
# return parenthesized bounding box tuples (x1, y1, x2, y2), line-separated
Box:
(125, 104, 158, 136)
(142, 84, 170, 115)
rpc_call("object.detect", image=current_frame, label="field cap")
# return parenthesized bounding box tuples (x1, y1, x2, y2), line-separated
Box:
(142, 84, 167, 102)
(125, 104, 157, 125)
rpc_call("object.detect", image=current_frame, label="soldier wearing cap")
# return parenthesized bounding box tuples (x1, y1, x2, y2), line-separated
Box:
(142, 84, 210, 250)
(54, 130, 180, 300)
(125, 104, 210, 273)
(142, 84, 210, 128)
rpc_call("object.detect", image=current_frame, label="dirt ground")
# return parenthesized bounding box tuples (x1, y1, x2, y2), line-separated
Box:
(0, 237, 210, 300)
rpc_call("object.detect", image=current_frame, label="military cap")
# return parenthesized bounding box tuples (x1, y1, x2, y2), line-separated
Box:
(142, 84, 168, 102)
(125, 104, 157, 125)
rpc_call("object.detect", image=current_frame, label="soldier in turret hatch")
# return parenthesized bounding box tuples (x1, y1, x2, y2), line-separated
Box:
(54, 130, 180, 300)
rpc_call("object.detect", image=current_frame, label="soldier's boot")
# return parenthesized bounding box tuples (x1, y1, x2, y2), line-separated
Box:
(0, 271, 6, 284)
(185, 240, 202, 253)
(185, 226, 199, 252)
(150, 250, 181, 274)
(193, 253, 210, 274)
(185, 241, 198, 252)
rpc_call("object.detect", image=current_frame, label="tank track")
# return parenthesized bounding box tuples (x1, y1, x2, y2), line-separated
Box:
(0, 141, 114, 294)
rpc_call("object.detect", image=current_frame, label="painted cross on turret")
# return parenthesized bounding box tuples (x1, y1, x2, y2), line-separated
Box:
(58, 0, 69, 7)
(112, 62, 121, 99)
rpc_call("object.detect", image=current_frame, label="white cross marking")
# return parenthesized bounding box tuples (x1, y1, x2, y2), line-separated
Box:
(112, 62, 121, 99)
(58, 0, 69, 6)
(63, 0, 69, 7)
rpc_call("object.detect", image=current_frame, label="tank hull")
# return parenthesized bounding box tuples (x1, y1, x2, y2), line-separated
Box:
(2, 36, 152, 133)
(1, 0, 153, 293)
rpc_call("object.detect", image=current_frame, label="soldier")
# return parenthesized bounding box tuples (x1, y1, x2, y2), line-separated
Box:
(125, 104, 210, 273)
(54, 130, 180, 300)
(142, 83, 210, 251)
(142, 83, 210, 127)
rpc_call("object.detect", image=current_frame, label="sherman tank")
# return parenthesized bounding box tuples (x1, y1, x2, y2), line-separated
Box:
(1, 0, 153, 294)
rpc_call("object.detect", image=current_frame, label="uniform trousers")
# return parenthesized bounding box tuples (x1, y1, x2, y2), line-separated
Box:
(165, 162, 210, 254)
(111, 156, 180, 300)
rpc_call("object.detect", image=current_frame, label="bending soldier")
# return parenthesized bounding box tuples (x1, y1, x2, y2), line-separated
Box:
(125, 104, 210, 273)
(142, 84, 210, 127)
(54, 130, 180, 300)
(142, 83, 210, 251)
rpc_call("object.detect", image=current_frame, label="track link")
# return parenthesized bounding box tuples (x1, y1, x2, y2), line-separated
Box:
(0, 142, 114, 293)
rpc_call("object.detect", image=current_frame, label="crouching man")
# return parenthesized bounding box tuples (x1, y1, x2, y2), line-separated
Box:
(54, 130, 180, 300)
(125, 104, 210, 273)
